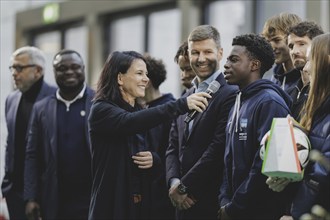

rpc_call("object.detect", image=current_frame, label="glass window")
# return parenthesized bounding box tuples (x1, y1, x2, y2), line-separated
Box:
(109, 15, 145, 53)
(149, 9, 182, 98)
(206, 1, 246, 73)
(255, 0, 306, 33)
(255, 1, 305, 79)
(65, 26, 89, 81)
(34, 31, 61, 86)
(108, 9, 182, 98)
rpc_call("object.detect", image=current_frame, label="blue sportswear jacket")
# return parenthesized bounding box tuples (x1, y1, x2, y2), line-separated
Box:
(220, 79, 292, 220)
(271, 64, 300, 93)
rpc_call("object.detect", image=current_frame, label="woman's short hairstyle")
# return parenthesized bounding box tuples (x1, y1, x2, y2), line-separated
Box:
(94, 51, 146, 103)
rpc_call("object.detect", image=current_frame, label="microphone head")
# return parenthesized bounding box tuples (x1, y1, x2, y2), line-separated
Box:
(206, 81, 221, 94)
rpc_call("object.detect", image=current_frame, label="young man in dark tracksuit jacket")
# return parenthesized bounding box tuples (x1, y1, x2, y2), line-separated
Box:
(271, 64, 300, 93)
(218, 34, 292, 220)
(261, 13, 302, 94)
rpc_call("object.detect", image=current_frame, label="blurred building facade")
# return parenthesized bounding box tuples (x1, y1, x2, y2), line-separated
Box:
(0, 0, 329, 209)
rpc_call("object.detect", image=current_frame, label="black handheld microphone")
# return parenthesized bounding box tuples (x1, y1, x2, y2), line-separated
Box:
(184, 80, 221, 124)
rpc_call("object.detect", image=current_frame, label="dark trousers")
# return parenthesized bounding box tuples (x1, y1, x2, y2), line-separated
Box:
(5, 190, 27, 220)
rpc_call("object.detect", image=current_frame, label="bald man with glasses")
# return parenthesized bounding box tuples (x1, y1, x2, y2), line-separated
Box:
(1, 46, 56, 219)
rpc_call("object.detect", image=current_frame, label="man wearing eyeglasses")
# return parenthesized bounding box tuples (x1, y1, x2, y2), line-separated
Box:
(24, 49, 94, 220)
(1, 46, 56, 219)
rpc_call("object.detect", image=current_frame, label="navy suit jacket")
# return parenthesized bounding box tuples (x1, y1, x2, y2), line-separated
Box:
(2, 81, 56, 196)
(165, 73, 238, 219)
(23, 87, 94, 219)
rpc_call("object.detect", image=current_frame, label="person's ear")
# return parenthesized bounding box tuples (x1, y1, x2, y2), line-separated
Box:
(35, 66, 43, 78)
(217, 47, 223, 60)
(117, 72, 124, 86)
(251, 60, 260, 72)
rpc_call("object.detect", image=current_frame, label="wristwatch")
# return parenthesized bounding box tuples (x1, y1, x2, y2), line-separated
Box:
(177, 182, 188, 194)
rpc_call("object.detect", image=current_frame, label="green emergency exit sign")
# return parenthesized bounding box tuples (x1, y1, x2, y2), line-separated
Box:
(43, 3, 59, 24)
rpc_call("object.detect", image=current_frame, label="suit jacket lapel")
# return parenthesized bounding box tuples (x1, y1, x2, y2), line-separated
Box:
(84, 88, 94, 152)
(181, 88, 194, 142)
(7, 92, 22, 172)
(8, 92, 21, 134)
(47, 97, 58, 162)
(186, 74, 225, 140)
(186, 112, 202, 140)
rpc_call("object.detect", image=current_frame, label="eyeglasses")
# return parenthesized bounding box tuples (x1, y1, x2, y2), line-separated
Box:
(54, 64, 82, 72)
(9, 64, 36, 73)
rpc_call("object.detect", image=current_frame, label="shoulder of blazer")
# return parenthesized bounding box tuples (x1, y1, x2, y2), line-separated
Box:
(6, 90, 21, 102)
(86, 86, 95, 98)
(38, 81, 56, 100)
(85, 86, 95, 107)
(5, 90, 21, 112)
